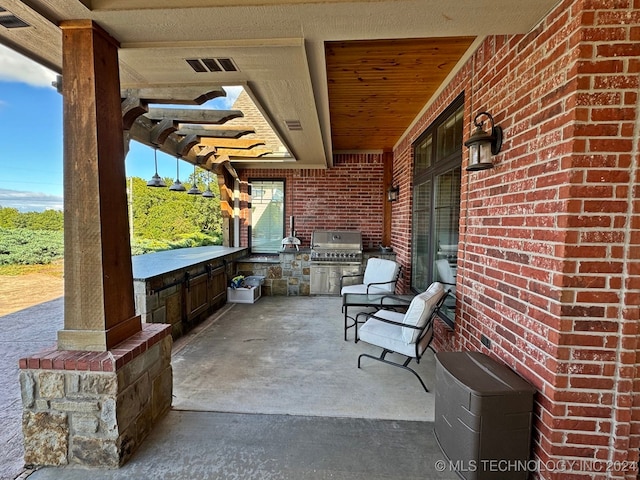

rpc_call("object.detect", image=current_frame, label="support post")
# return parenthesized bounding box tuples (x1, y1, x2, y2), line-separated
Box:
(19, 21, 171, 470)
(58, 20, 141, 351)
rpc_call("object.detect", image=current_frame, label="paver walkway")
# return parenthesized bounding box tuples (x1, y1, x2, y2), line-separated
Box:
(0, 298, 63, 480)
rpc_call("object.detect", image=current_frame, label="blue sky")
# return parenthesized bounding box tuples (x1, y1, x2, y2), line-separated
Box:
(0, 44, 240, 212)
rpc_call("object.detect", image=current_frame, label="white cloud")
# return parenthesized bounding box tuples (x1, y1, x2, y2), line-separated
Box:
(0, 44, 57, 88)
(0, 189, 63, 212)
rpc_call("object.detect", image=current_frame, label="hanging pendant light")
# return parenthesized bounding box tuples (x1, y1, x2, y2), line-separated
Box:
(187, 164, 202, 195)
(169, 156, 186, 192)
(202, 170, 215, 198)
(146, 148, 166, 187)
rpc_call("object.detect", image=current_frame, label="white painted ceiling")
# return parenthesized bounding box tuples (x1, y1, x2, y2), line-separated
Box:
(0, 0, 560, 169)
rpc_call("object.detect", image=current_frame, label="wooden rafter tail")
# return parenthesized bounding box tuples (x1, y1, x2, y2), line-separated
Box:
(121, 86, 227, 105)
(176, 134, 201, 157)
(177, 125, 256, 139)
(121, 96, 148, 130)
(196, 145, 217, 166)
(145, 107, 244, 125)
(214, 147, 273, 157)
(150, 118, 178, 146)
(199, 137, 266, 150)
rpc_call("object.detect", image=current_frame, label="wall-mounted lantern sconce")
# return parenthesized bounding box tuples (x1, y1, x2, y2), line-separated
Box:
(464, 111, 503, 171)
(387, 184, 399, 202)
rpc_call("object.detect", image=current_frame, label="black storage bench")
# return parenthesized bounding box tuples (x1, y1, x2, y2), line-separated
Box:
(434, 351, 536, 480)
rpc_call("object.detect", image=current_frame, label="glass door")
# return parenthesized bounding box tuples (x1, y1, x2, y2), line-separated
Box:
(411, 96, 463, 328)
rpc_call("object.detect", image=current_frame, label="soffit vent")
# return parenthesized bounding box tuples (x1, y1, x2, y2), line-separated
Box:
(0, 9, 30, 28)
(285, 120, 303, 131)
(186, 57, 239, 73)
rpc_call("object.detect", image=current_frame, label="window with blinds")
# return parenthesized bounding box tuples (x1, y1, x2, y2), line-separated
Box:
(250, 179, 285, 253)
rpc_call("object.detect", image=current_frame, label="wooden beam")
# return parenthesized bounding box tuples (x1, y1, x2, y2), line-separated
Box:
(145, 107, 243, 124)
(150, 118, 178, 145)
(196, 145, 216, 164)
(121, 86, 226, 105)
(176, 125, 255, 138)
(176, 134, 200, 157)
(58, 19, 140, 351)
(200, 137, 266, 149)
(215, 147, 272, 157)
(127, 115, 238, 180)
(121, 96, 147, 130)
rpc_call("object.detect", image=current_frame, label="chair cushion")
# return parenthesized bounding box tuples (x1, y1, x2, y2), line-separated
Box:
(362, 258, 400, 293)
(358, 311, 417, 358)
(401, 282, 445, 343)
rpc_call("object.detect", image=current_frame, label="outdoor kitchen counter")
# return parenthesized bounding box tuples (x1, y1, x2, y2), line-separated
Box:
(235, 249, 312, 296)
(132, 245, 247, 280)
(132, 246, 249, 339)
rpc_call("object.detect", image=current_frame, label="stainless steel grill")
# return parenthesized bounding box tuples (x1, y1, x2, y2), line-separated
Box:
(310, 230, 363, 295)
(310, 230, 363, 263)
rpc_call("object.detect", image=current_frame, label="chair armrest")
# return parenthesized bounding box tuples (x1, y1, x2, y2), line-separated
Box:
(339, 273, 364, 289)
(379, 295, 411, 306)
(365, 279, 398, 294)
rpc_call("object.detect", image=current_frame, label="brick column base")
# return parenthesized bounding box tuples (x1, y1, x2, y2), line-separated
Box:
(18, 323, 172, 468)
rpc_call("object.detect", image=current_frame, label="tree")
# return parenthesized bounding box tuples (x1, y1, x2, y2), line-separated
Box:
(128, 176, 223, 249)
(0, 207, 20, 228)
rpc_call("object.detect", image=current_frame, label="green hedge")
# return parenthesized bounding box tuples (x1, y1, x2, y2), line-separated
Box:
(0, 228, 64, 265)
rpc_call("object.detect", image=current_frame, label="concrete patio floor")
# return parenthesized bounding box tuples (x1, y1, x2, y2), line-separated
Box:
(3, 295, 456, 479)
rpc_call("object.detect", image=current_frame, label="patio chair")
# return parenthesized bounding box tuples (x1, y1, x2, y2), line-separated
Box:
(355, 282, 447, 392)
(340, 257, 401, 296)
(435, 259, 456, 296)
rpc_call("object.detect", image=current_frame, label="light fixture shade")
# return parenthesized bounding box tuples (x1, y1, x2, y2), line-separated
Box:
(147, 149, 167, 187)
(465, 126, 495, 171)
(187, 164, 202, 195)
(201, 170, 215, 198)
(147, 173, 166, 188)
(169, 179, 186, 191)
(169, 156, 186, 191)
(187, 184, 202, 195)
(464, 111, 503, 171)
(387, 185, 399, 202)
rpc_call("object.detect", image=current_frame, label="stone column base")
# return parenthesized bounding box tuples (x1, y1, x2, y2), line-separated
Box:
(19, 323, 172, 468)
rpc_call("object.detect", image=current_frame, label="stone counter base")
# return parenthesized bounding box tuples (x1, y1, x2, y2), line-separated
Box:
(18, 323, 173, 468)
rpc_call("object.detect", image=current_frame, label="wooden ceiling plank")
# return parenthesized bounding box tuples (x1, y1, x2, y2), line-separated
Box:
(325, 36, 475, 151)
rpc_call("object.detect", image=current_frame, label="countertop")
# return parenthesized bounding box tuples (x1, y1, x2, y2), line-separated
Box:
(132, 246, 246, 280)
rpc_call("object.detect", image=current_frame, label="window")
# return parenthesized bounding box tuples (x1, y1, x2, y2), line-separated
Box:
(411, 97, 463, 328)
(250, 179, 285, 253)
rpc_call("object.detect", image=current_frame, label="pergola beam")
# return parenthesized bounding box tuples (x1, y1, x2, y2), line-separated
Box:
(199, 137, 266, 149)
(176, 125, 255, 139)
(150, 118, 178, 146)
(121, 86, 227, 105)
(145, 107, 243, 124)
(215, 147, 272, 157)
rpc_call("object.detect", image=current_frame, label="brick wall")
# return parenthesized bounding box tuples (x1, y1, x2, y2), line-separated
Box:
(394, 0, 640, 478)
(238, 153, 386, 249)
